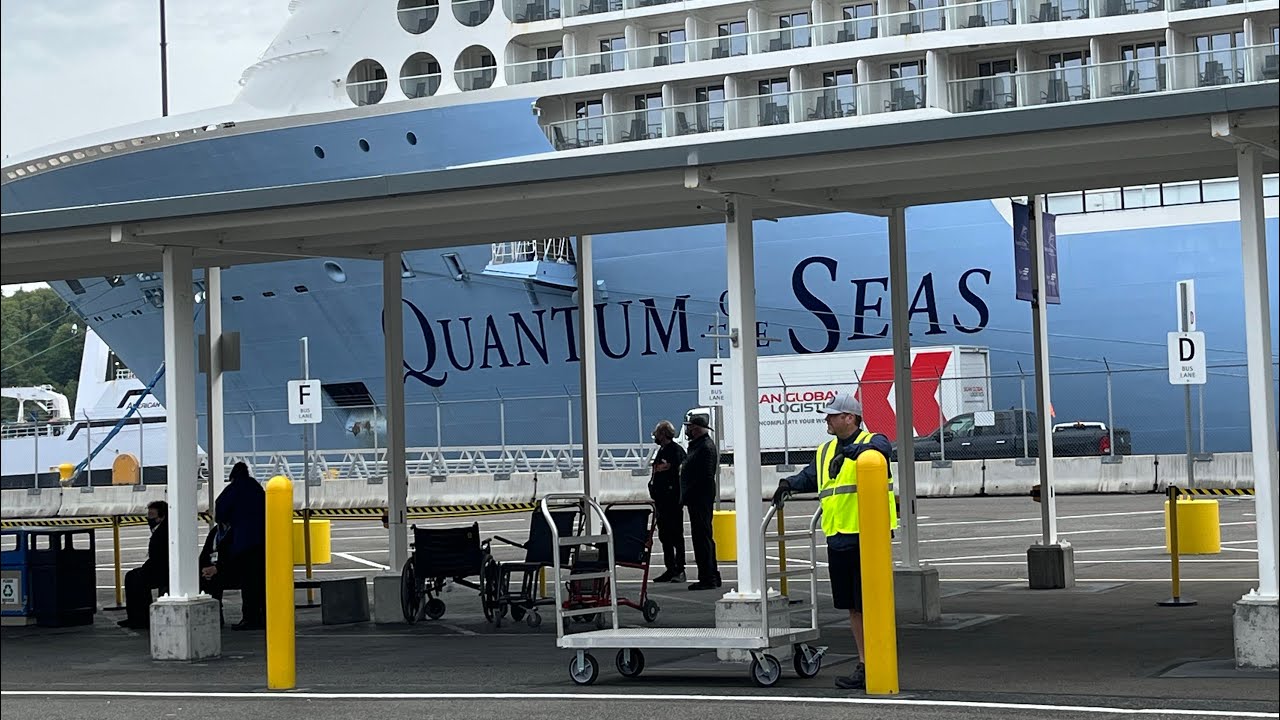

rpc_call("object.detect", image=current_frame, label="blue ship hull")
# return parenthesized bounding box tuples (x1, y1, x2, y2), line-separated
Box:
(6, 98, 1277, 457)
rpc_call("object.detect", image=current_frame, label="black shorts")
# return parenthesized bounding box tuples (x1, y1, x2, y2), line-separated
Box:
(827, 540, 863, 612)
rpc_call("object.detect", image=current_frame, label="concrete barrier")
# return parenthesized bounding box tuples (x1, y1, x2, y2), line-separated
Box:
(0, 488, 62, 518)
(1, 452, 1257, 521)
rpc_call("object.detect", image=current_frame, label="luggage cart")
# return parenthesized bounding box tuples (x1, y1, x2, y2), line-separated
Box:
(543, 493, 826, 687)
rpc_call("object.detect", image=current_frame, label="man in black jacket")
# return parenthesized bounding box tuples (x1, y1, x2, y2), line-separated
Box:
(681, 414, 722, 590)
(118, 500, 168, 629)
(199, 462, 266, 630)
(649, 420, 687, 583)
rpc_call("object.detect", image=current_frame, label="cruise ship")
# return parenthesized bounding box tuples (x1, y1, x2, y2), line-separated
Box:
(1, 0, 1277, 483)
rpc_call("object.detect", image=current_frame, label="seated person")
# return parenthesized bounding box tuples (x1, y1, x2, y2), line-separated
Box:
(199, 521, 265, 630)
(118, 500, 168, 630)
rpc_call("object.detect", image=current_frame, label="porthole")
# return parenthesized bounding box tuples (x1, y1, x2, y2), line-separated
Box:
(347, 59, 388, 106)
(359, 138, 370, 152)
(406, 131, 418, 145)
(454, 0, 494, 26)
(314, 146, 325, 159)
(454, 46, 497, 91)
(400, 52, 442, 98)
(397, 0, 439, 34)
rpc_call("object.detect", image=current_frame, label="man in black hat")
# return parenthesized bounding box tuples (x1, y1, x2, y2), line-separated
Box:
(680, 413, 721, 590)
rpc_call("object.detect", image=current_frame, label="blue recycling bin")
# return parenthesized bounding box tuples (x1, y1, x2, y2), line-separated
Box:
(1, 528, 34, 624)
(1, 527, 96, 627)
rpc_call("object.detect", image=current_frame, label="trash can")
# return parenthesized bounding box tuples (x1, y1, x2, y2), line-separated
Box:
(1, 528, 35, 626)
(27, 528, 97, 627)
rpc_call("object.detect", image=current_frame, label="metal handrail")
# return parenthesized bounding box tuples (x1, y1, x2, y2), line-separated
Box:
(757, 501, 822, 639)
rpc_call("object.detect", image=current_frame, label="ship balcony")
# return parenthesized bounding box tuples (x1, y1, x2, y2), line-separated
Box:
(566, 0, 624, 18)
(400, 72, 442, 99)
(1095, 0, 1165, 15)
(545, 115, 607, 150)
(946, 44, 1273, 112)
(506, 57, 566, 84)
(453, 0, 495, 26)
(565, 46, 629, 75)
(858, 75, 928, 114)
(346, 78, 388, 106)
(508, 0, 562, 22)
(1027, 0, 1090, 22)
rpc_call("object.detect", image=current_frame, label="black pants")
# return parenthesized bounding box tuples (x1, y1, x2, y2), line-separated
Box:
(654, 500, 685, 574)
(200, 548, 266, 623)
(685, 500, 719, 583)
(124, 567, 166, 626)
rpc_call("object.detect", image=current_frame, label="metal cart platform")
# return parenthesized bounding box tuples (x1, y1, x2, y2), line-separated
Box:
(542, 493, 826, 687)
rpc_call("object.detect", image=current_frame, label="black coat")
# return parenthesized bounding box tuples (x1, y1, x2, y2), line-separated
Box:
(680, 434, 719, 507)
(138, 518, 169, 585)
(649, 441, 687, 506)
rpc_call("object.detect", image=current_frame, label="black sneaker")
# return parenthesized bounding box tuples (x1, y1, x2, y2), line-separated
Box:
(688, 581, 718, 591)
(834, 662, 866, 690)
(669, 571, 686, 583)
(653, 571, 675, 583)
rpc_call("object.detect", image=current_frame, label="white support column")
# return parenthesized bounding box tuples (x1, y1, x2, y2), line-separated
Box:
(151, 245, 220, 661)
(1026, 195, 1074, 590)
(204, 267, 224, 518)
(163, 246, 200, 599)
(888, 208, 918, 567)
(724, 193, 764, 597)
(888, 208, 942, 624)
(383, 253, 408, 572)
(577, 234, 601, 519)
(1234, 146, 1279, 669)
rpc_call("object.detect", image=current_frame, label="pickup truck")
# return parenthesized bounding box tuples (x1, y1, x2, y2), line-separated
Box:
(907, 409, 1133, 461)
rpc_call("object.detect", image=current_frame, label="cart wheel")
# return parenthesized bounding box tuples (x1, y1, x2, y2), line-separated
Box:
(400, 558, 421, 624)
(511, 604, 527, 622)
(750, 655, 782, 688)
(641, 599, 660, 623)
(615, 649, 645, 678)
(793, 645, 822, 678)
(526, 610, 542, 629)
(425, 598, 446, 620)
(569, 653, 599, 686)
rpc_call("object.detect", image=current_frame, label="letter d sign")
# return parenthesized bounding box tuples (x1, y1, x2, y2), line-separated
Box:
(1167, 331, 1206, 385)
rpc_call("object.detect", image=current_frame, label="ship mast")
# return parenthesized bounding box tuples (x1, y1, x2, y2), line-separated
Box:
(159, 0, 169, 117)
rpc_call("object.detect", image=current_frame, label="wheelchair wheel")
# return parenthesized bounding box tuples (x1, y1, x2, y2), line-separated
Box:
(480, 555, 501, 624)
(511, 604, 527, 622)
(642, 599, 660, 623)
(425, 598, 446, 620)
(400, 558, 421, 624)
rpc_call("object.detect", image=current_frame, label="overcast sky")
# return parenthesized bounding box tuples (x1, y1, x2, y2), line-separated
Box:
(1, 0, 289, 295)
(1, 0, 289, 160)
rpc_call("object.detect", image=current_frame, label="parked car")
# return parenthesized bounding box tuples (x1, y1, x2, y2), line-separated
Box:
(907, 409, 1133, 461)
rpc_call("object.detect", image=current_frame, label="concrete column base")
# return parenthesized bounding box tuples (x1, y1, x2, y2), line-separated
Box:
(1233, 592, 1279, 669)
(372, 573, 404, 624)
(714, 591, 791, 663)
(1027, 543, 1075, 589)
(149, 595, 221, 661)
(894, 566, 941, 624)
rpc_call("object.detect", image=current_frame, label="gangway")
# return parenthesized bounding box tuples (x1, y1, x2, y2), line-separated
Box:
(543, 493, 826, 687)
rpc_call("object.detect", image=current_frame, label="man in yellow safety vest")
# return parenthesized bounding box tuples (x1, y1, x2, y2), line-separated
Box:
(772, 391, 897, 691)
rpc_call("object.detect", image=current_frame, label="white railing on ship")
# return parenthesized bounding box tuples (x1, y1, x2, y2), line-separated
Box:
(228, 443, 654, 483)
(4, 122, 238, 182)
(490, 238, 576, 265)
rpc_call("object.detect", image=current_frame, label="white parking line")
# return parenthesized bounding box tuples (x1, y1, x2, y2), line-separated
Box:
(333, 552, 389, 570)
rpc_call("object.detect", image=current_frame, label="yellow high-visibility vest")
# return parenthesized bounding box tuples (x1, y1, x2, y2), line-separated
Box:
(816, 430, 898, 538)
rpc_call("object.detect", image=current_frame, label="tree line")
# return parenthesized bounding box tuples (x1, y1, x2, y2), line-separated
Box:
(1, 287, 84, 419)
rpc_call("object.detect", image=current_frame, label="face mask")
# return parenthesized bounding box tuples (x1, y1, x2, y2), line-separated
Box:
(148, 518, 160, 530)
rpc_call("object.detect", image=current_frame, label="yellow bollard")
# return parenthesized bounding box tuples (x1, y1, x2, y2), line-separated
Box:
(1158, 486, 1197, 607)
(712, 510, 737, 562)
(857, 450, 899, 695)
(104, 515, 125, 610)
(265, 476, 296, 690)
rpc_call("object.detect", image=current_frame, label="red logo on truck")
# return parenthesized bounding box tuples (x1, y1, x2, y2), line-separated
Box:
(855, 351, 953, 441)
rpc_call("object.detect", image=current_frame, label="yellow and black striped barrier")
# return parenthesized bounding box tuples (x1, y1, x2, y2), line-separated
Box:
(1174, 487, 1256, 497)
(1158, 485, 1255, 608)
(1, 502, 539, 530)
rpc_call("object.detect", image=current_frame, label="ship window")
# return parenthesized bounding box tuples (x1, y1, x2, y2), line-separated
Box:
(322, 382, 376, 409)
(231, 295, 245, 301)
(778, 11, 811, 49)
(314, 146, 325, 159)
(406, 131, 418, 145)
(262, 291, 276, 298)
(346, 59, 388, 106)
(397, 0, 439, 34)
(294, 285, 309, 294)
(66, 279, 86, 295)
(359, 138, 371, 152)
(401, 53, 442, 98)
(455, 46, 497, 90)
(454, 0, 494, 27)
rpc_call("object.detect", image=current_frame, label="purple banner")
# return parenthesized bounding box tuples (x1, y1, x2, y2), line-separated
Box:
(1012, 202, 1060, 305)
